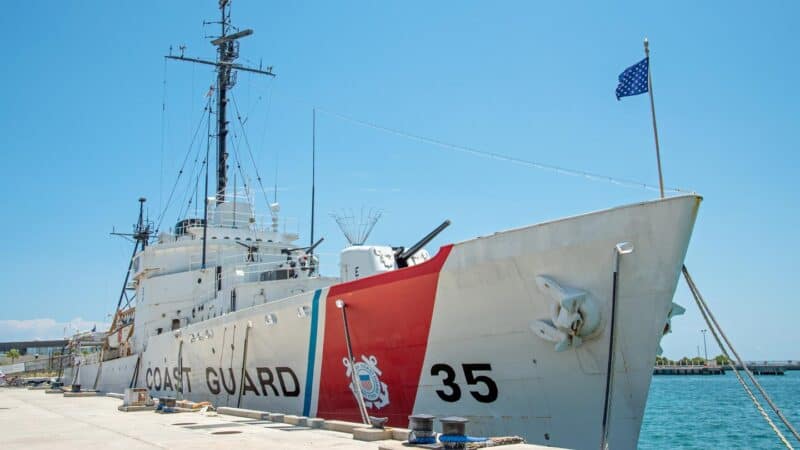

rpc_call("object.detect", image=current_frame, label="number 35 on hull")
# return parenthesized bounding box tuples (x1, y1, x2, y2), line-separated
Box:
(430, 363, 498, 403)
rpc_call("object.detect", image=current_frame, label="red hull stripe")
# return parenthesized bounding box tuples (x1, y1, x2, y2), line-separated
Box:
(317, 245, 453, 425)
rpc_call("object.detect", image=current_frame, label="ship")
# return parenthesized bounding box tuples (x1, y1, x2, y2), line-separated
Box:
(60, 2, 701, 449)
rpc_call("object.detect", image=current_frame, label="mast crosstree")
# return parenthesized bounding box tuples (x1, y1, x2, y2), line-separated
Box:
(166, 0, 275, 204)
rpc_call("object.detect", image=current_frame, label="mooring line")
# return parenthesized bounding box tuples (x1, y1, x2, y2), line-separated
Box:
(683, 266, 797, 448)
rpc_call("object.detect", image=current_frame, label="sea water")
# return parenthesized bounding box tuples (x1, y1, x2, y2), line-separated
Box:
(639, 371, 800, 449)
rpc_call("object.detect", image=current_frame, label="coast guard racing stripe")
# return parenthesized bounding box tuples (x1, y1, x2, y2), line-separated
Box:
(315, 245, 453, 425)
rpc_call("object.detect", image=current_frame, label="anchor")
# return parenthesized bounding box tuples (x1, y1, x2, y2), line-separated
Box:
(531, 275, 602, 351)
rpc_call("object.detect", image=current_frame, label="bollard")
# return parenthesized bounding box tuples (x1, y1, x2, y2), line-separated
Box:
(439, 417, 469, 450)
(440, 416, 468, 436)
(408, 414, 436, 444)
(369, 416, 388, 429)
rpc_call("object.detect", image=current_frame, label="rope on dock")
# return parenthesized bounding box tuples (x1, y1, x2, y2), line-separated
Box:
(683, 266, 797, 449)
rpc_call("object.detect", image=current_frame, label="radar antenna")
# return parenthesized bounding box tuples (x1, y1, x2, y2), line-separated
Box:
(331, 208, 383, 246)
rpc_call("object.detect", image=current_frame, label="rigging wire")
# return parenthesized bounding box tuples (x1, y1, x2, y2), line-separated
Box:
(159, 58, 168, 216)
(178, 105, 210, 211)
(257, 81, 276, 203)
(194, 171, 200, 217)
(241, 75, 268, 126)
(190, 63, 196, 139)
(176, 113, 211, 223)
(170, 111, 207, 226)
(224, 96, 256, 203)
(155, 96, 212, 232)
(179, 173, 200, 220)
(230, 91, 276, 217)
(228, 127, 253, 200)
(177, 154, 206, 222)
(315, 108, 694, 195)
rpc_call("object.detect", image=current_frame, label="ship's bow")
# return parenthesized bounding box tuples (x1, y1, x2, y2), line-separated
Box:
(413, 195, 701, 449)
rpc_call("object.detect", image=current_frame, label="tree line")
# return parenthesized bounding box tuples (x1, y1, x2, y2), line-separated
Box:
(2, 349, 21, 364)
(655, 354, 731, 366)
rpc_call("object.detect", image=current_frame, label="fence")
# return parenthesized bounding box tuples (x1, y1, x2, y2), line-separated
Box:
(0, 355, 71, 375)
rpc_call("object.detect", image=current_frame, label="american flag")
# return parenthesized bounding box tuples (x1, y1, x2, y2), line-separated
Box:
(615, 57, 649, 100)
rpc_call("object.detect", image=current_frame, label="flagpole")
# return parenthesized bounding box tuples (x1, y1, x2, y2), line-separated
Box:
(644, 38, 665, 198)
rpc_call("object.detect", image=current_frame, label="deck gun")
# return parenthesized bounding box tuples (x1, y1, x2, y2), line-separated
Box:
(281, 237, 325, 255)
(395, 220, 451, 268)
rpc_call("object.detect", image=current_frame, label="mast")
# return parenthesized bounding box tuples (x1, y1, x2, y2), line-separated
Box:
(166, 0, 275, 204)
(109, 197, 152, 318)
(310, 108, 316, 250)
(202, 102, 212, 268)
(216, 3, 231, 203)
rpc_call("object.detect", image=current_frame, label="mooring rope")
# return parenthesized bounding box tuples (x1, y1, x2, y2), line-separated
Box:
(683, 266, 797, 448)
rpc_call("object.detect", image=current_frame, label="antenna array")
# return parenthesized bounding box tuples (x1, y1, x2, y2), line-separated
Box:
(331, 208, 383, 246)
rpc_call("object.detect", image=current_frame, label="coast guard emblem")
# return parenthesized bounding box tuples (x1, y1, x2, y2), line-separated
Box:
(343, 355, 389, 409)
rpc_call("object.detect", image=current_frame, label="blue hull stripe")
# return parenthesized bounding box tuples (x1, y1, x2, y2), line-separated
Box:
(302, 290, 321, 416)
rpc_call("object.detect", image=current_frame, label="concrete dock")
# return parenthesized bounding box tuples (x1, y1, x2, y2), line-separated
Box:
(0, 388, 396, 449)
(0, 388, 556, 449)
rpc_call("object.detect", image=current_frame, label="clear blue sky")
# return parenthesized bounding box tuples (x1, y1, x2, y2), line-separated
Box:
(0, 1, 797, 360)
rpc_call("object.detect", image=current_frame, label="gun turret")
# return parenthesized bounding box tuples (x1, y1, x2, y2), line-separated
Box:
(396, 220, 451, 268)
(306, 237, 325, 255)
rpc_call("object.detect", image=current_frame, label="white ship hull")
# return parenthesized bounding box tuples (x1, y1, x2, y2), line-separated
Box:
(65, 195, 700, 449)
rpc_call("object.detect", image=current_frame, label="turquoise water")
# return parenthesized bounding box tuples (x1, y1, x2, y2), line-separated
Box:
(640, 371, 800, 449)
